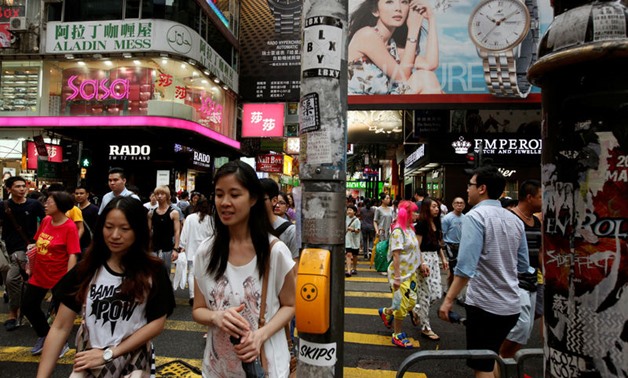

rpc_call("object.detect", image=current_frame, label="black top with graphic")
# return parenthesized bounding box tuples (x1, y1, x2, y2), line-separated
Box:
(53, 263, 175, 324)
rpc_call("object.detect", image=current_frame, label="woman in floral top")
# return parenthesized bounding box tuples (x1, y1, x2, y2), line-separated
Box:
(348, 0, 442, 95)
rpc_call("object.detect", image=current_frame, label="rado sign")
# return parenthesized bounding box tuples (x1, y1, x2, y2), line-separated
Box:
(193, 151, 211, 168)
(109, 145, 151, 161)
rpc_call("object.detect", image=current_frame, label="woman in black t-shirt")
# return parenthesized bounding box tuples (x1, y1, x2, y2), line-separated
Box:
(37, 197, 175, 377)
(412, 198, 448, 341)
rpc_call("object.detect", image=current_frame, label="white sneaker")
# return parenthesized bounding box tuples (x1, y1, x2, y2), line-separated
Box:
(58, 343, 69, 358)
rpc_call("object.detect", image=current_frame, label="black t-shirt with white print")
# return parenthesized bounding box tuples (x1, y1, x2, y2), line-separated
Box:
(53, 263, 175, 348)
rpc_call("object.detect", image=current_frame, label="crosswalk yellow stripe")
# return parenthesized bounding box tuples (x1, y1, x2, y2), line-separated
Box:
(0, 346, 425, 377)
(346, 276, 389, 283)
(344, 331, 421, 348)
(346, 291, 392, 298)
(344, 367, 425, 378)
(345, 307, 378, 316)
(0, 346, 203, 367)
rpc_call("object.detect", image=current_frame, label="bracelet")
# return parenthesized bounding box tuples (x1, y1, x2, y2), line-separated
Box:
(421, 262, 427, 266)
(407, 37, 418, 43)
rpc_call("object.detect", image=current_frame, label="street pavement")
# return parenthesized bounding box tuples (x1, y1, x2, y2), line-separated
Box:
(0, 259, 543, 377)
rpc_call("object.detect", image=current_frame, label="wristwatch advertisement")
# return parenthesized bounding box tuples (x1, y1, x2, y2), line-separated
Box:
(267, 0, 302, 36)
(468, 0, 539, 98)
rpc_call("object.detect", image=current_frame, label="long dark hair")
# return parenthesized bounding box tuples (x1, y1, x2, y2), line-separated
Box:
(75, 196, 162, 304)
(194, 197, 211, 222)
(348, 0, 419, 50)
(207, 161, 273, 280)
(418, 197, 442, 247)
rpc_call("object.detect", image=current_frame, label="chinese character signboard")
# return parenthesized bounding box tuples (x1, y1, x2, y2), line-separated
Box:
(242, 103, 285, 138)
(45, 19, 238, 92)
(256, 154, 284, 173)
(239, 0, 303, 101)
(26, 142, 63, 169)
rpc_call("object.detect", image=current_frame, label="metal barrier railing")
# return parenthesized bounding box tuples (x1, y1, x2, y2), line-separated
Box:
(396, 348, 544, 378)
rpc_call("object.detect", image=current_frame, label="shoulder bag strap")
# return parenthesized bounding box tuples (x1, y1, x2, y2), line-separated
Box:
(4, 201, 31, 245)
(274, 221, 291, 237)
(347, 218, 357, 229)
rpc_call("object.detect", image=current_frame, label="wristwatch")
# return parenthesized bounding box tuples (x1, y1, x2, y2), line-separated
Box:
(468, 0, 539, 98)
(103, 348, 114, 363)
(267, 0, 302, 36)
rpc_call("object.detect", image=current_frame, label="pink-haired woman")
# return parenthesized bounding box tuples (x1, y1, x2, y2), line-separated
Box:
(377, 200, 427, 348)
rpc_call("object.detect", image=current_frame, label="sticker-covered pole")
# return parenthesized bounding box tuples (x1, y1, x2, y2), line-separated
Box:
(528, 1, 628, 376)
(297, 0, 347, 376)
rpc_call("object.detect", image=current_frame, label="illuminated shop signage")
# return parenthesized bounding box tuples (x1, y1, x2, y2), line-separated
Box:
(452, 136, 542, 155)
(66, 75, 130, 101)
(285, 137, 300, 155)
(256, 154, 284, 173)
(193, 151, 211, 168)
(109, 145, 151, 161)
(242, 103, 285, 138)
(174, 143, 212, 169)
(26, 142, 63, 169)
(346, 181, 367, 189)
(405, 144, 425, 167)
(45, 20, 238, 92)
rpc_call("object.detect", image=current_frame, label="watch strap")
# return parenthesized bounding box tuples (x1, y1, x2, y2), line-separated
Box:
(483, 0, 539, 98)
(274, 10, 301, 35)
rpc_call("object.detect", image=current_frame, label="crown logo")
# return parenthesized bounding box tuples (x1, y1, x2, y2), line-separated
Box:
(452, 137, 472, 154)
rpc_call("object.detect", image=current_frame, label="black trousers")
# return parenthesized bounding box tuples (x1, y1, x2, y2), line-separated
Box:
(21, 283, 51, 338)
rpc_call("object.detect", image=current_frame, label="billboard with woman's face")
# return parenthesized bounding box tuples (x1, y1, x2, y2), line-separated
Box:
(348, 0, 553, 98)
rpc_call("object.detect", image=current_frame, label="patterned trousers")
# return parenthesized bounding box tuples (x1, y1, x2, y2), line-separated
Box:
(414, 251, 442, 331)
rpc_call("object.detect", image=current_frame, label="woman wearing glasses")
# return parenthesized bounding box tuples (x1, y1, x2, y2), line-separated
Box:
(272, 193, 291, 221)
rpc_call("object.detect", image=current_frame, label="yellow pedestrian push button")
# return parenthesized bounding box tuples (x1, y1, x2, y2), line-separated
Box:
(296, 248, 330, 334)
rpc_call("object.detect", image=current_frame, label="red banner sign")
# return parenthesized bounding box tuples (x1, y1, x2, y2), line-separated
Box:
(256, 154, 283, 173)
(27, 142, 63, 169)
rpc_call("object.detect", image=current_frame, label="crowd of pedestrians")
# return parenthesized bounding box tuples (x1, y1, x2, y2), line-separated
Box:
(0, 163, 543, 377)
(0, 164, 300, 377)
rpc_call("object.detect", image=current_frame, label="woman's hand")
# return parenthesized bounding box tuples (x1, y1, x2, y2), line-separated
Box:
(234, 330, 265, 363)
(213, 303, 250, 338)
(420, 263, 430, 277)
(73, 348, 108, 372)
(392, 277, 401, 291)
(411, 0, 433, 20)
(442, 259, 449, 271)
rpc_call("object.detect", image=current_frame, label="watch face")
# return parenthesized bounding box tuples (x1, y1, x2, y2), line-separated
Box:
(268, 0, 301, 12)
(104, 349, 113, 361)
(468, 0, 530, 51)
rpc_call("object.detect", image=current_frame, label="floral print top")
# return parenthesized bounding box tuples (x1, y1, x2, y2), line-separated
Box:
(348, 38, 410, 95)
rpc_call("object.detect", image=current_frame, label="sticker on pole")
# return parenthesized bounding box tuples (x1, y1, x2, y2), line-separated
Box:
(298, 339, 337, 367)
(302, 16, 343, 79)
(300, 92, 320, 133)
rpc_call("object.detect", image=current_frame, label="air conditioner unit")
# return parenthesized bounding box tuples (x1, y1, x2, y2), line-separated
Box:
(9, 17, 27, 31)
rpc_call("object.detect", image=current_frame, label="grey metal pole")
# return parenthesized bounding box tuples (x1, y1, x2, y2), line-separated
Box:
(297, 0, 347, 376)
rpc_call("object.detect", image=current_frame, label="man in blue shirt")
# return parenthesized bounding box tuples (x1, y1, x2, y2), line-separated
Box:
(441, 197, 465, 291)
(439, 166, 532, 378)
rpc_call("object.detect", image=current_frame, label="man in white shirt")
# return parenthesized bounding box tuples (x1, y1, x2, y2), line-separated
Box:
(98, 167, 140, 214)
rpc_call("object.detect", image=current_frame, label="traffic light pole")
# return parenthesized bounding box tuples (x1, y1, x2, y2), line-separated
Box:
(297, 0, 347, 376)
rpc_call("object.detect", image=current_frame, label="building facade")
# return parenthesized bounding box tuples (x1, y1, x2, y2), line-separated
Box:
(0, 0, 241, 198)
